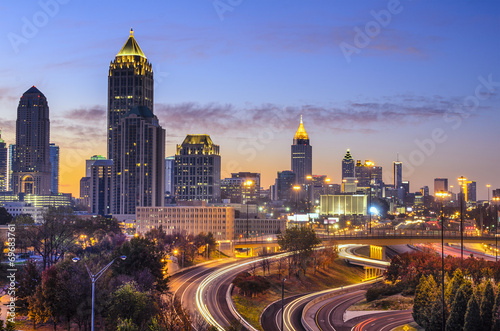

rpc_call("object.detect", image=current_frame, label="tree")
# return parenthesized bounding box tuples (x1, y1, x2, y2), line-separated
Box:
(464, 294, 482, 331)
(413, 275, 437, 329)
(445, 268, 465, 307)
(107, 282, 156, 330)
(22, 207, 77, 269)
(277, 227, 321, 278)
(480, 281, 495, 331)
(492, 285, 500, 330)
(0, 207, 13, 225)
(427, 286, 447, 331)
(114, 237, 169, 292)
(17, 260, 41, 316)
(446, 285, 470, 331)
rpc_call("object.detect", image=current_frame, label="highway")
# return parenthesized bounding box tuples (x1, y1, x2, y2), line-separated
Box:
(314, 290, 366, 331)
(170, 259, 238, 329)
(350, 311, 413, 331)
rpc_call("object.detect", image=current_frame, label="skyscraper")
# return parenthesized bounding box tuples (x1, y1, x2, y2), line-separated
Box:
(7, 145, 15, 191)
(90, 159, 113, 215)
(0, 131, 6, 192)
(174, 135, 221, 203)
(111, 106, 165, 215)
(342, 149, 355, 179)
(291, 116, 312, 184)
(434, 178, 448, 195)
(49, 143, 59, 194)
(165, 156, 175, 195)
(393, 161, 402, 188)
(275, 170, 296, 201)
(12, 86, 52, 195)
(107, 29, 153, 158)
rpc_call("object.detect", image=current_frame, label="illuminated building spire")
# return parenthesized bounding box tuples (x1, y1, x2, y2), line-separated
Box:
(294, 115, 309, 141)
(117, 28, 146, 58)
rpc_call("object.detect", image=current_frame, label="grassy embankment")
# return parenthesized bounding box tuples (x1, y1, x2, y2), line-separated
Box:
(233, 259, 365, 330)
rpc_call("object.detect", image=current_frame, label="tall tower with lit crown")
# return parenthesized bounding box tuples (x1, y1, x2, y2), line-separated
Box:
(108, 29, 153, 158)
(12, 86, 52, 195)
(342, 149, 355, 179)
(291, 115, 312, 184)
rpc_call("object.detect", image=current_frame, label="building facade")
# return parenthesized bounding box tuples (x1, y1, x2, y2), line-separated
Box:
(165, 156, 175, 195)
(107, 29, 154, 158)
(135, 204, 234, 241)
(234, 218, 285, 238)
(221, 172, 260, 204)
(274, 170, 295, 201)
(49, 143, 59, 194)
(7, 145, 15, 192)
(174, 135, 221, 203)
(291, 116, 312, 185)
(0, 131, 6, 192)
(342, 149, 355, 179)
(12, 87, 52, 195)
(111, 106, 165, 215)
(90, 159, 113, 215)
(434, 178, 448, 195)
(320, 194, 368, 216)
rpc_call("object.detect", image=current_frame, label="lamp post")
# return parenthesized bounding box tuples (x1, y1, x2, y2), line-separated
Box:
(493, 197, 500, 262)
(436, 190, 449, 331)
(458, 176, 467, 262)
(243, 180, 254, 240)
(281, 278, 286, 331)
(368, 184, 372, 234)
(487, 184, 491, 203)
(293, 185, 301, 214)
(72, 255, 127, 331)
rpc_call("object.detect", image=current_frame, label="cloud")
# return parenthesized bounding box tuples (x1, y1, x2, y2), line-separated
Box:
(154, 93, 485, 138)
(62, 106, 106, 122)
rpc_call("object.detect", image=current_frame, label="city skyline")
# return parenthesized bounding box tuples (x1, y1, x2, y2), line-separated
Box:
(0, 1, 499, 197)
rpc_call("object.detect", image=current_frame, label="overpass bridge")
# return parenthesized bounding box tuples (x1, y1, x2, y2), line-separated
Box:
(233, 229, 498, 255)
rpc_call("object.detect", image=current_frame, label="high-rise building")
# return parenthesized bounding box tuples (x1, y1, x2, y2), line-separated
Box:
(434, 178, 448, 195)
(274, 170, 296, 201)
(221, 172, 260, 204)
(465, 181, 476, 203)
(0, 131, 6, 192)
(291, 116, 312, 185)
(90, 159, 113, 215)
(7, 145, 15, 191)
(107, 29, 153, 158)
(420, 186, 429, 196)
(174, 135, 221, 203)
(393, 161, 402, 188)
(80, 177, 91, 209)
(49, 143, 59, 194)
(111, 106, 165, 215)
(165, 156, 175, 195)
(356, 160, 382, 188)
(12, 87, 52, 195)
(342, 149, 355, 179)
(86, 155, 107, 177)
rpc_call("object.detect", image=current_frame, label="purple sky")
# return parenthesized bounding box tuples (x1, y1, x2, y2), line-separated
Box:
(0, 0, 499, 198)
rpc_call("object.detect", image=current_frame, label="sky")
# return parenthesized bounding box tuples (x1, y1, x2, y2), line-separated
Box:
(0, 0, 499, 199)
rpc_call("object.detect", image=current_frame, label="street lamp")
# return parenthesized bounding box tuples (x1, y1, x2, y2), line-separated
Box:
(243, 180, 254, 240)
(293, 185, 301, 214)
(72, 255, 127, 331)
(281, 278, 286, 331)
(493, 197, 500, 262)
(487, 184, 491, 203)
(458, 176, 467, 262)
(436, 190, 449, 331)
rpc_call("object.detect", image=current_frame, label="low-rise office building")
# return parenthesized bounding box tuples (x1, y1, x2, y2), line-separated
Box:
(135, 202, 234, 241)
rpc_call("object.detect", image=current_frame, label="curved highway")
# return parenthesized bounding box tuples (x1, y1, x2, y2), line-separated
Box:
(351, 311, 413, 331)
(314, 290, 366, 331)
